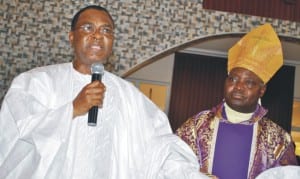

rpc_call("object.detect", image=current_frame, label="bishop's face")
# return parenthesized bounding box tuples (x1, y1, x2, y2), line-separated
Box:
(69, 9, 114, 74)
(224, 67, 266, 113)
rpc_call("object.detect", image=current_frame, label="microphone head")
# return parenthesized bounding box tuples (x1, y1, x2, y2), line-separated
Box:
(91, 63, 104, 75)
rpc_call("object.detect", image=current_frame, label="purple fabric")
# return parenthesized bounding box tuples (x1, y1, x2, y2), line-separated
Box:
(176, 102, 298, 179)
(212, 122, 254, 179)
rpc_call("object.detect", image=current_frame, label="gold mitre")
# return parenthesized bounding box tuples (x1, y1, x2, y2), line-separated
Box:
(228, 23, 283, 84)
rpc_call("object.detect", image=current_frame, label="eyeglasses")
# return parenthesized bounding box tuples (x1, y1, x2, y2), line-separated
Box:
(77, 23, 114, 36)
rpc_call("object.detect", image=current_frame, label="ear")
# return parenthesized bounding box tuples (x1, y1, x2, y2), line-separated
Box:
(69, 31, 74, 46)
(259, 85, 267, 98)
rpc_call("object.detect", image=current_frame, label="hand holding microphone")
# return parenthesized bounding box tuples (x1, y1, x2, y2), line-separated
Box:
(72, 63, 105, 125)
(88, 63, 105, 126)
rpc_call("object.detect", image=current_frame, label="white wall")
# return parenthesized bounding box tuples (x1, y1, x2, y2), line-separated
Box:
(127, 53, 300, 99)
(127, 54, 175, 83)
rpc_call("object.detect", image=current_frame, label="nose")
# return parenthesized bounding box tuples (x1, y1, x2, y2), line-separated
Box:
(234, 81, 245, 90)
(93, 34, 103, 41)
(92, 28, 104, 40)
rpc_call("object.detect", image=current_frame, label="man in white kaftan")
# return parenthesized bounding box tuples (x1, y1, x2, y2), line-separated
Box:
(0, 5, 208, 179)
(0, 63, 208, 179)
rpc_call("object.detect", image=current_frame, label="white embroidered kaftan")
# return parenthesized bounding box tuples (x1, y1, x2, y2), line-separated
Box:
(0, 63, 208, 179)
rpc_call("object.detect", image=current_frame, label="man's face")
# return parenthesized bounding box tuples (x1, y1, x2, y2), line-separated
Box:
(224, 67, 266, 113)
(69, 9, 114, 72)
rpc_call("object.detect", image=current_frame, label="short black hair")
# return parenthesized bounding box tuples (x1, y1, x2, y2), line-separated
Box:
(71, 5, 114, 31)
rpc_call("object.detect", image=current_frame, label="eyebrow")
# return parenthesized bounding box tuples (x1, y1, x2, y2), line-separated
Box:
(80, 22, 113, 27)
(75, 22, 114, 30)
(100, 24, 114, 28)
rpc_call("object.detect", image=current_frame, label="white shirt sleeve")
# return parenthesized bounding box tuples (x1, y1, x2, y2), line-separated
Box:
(0, 70, 73, 179)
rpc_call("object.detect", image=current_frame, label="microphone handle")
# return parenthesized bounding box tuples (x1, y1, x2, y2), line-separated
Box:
(88, 106, 98, 126)
(88, 73, 102, 126)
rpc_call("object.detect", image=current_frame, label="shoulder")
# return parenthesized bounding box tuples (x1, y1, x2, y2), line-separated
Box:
(17, 63, 71, 79)
(27, 63, 71, 76)
(10, 63, 72, 89)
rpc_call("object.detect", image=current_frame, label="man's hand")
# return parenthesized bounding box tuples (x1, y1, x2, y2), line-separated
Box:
(72, 81, 106, 118)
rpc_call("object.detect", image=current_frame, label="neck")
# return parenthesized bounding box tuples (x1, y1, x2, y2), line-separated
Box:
(72, 60, 91, 75)
(224, 103, 254, 123)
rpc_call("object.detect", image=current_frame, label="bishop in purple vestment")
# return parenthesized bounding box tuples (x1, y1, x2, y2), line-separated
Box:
(176, 24, 298, 179)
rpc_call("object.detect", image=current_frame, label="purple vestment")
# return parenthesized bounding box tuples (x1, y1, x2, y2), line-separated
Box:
(176, 101, 298, 179)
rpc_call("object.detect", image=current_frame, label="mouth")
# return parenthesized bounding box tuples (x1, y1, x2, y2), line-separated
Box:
(89, 44, 103, 51)
(231, 92, 244, 99)
(85, 44, 108, 61)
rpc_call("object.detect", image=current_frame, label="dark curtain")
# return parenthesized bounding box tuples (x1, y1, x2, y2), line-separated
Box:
(168, 52, 295, 133)
(168, 52, 227, 131)
(262, 65, 295, 133)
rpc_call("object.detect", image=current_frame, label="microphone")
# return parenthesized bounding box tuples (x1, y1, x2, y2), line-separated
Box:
(88, 63, 104, 126)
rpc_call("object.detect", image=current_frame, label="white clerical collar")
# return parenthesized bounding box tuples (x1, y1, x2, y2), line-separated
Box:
(224, 103, 254, 123)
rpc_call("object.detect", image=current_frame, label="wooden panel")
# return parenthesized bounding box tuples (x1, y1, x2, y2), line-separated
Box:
(292, 100, 300, 155)
(292, 101, 300, 127)
(139, 83, 168, 111)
